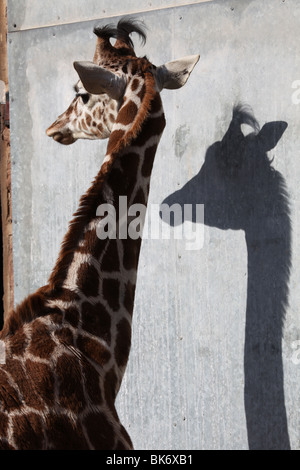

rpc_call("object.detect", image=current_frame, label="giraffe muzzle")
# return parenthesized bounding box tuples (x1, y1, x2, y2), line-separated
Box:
(46, 127, 76, 145)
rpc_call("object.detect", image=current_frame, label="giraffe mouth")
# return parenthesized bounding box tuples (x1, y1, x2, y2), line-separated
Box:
(46, 128, 76, 146)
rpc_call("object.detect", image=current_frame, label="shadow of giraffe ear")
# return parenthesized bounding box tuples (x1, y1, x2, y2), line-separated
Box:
(258, 121, 288, 152)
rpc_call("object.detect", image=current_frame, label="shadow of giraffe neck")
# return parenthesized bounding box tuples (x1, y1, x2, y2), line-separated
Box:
(243, 171, 291, 449)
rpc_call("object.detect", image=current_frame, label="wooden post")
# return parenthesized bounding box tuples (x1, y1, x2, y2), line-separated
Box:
(0, 0, 14, 324)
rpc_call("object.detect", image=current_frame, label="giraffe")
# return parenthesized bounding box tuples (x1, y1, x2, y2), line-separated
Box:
(0, 18, 199, 450)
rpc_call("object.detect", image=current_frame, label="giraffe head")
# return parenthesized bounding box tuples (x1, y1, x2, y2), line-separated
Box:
(46, 83, 117, 145)
(46, 18, 199, 146)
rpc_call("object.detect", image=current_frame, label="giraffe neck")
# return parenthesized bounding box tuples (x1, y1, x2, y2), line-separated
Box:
(60, 92, 166, 295)
(47, 68, 165, 387)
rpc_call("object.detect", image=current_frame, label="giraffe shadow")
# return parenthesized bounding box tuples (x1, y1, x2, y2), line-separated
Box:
(160, 105, 291, 450)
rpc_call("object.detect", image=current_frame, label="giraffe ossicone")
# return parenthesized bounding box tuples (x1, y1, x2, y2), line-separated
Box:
(0, 18, 199, 450)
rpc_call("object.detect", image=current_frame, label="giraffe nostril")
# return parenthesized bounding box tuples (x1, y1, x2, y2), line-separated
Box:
(46, 129, 64, 142)
(46, 126, 59, 138)
(53, 132, 63, 142)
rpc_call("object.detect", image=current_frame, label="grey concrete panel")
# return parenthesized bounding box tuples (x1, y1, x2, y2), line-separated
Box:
(7, 0, 214, 32)
(6, 0, 300, 450)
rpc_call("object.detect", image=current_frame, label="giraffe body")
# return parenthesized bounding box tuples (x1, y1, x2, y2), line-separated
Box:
(0, 19, 199, 449)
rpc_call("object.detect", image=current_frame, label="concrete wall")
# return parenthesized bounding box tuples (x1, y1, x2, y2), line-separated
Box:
(6, 0, 300, 449)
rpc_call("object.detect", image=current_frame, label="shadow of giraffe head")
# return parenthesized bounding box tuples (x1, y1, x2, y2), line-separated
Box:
(162, 104, 288, 232)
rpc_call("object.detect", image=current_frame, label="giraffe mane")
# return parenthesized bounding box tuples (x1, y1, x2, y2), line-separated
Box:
(0, 285, 52, 337)
(93, 17, 147, 49)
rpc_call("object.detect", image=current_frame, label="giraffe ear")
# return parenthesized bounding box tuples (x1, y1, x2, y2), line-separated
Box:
(156, 54, 200, 90)
(73, 61, 126, 100)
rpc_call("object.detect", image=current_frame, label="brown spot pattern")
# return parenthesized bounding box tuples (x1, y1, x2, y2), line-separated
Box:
(114, 318, 131, 368)
(77, 335, 111, 366)
(84, 412, 115, 450)
(124, 281, 136, 314)
(65, 306, 80, 328)
(54, 327, 74, 346)
(56, 354, 85, 413)
(76, 262, 99, 297)
(45, 415, 89, 450)
(132, 187, 146, 206)
(101, 239, 120, 273)
(104, 367, 119, 410)
(86, 114, 92, 126)
(118, 101, 138, 126)
(134, 114, 166, 147)
(0, 413, 8, 437)
(102, 279, 120, 311)
(28, 321, 56, 359)
(12, 413, 44, 450)
(107, 129, 125, 154)
(122, 237, 141, 271)
(84, 364, 102, 405)
(131, 78, 140, 91)
(142, 145, 157, 177)
(137, 83, 146, 101)
(108, 167, 128, 197)
(9, 327, 27, 356)
(81, 301, 111, 343)
(25, 359, 54, 408)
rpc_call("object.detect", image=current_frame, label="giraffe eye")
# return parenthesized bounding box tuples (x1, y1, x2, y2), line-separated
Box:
(76, 93, 90, 105)
(80, 94, 90, 105)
